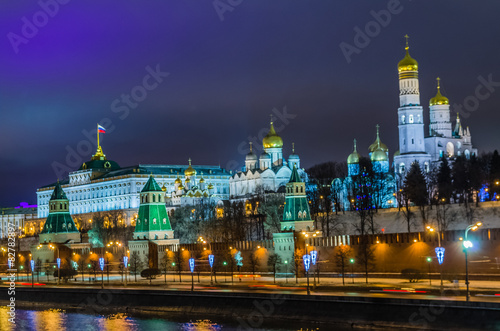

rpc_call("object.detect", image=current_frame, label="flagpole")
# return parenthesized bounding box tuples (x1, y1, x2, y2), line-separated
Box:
(97, 123, 100, 148)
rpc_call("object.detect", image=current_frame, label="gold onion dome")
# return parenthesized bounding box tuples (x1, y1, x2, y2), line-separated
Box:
(185, 178, 191, 183)
(429, 77, 449, 106)
(368, 125, 388, 153)
(262, 121, 283, 149)
(394, 150, 400, 157)
(208, 183, 214, 189)
(398, 35, 418, 72)
(175, 176, 181, 184)
(347, 139, 361, 164)
(371, 147, 388, 162)
(184, 158, 196, 176)
(200, 177, 205, 183)
(178, 184, 185, 190)
(161, 183, 167, 192)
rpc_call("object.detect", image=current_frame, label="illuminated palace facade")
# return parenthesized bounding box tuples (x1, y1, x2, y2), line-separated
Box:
(36, 144, 231, 223)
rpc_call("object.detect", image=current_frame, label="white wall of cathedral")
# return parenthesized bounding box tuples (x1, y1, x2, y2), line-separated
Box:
(424, 136, 477, 162)
(37, 173, 230, 218)
(394, 154, 431, 175)
(429, 105, 452, 137)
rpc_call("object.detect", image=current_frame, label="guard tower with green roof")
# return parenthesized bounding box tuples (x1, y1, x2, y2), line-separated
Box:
(280, 166, 314, 232)
(129, 175, 179, 269)
(133, 175, 174, 240)
(39, 182, 80, 244)
(273, 166, 316, 278)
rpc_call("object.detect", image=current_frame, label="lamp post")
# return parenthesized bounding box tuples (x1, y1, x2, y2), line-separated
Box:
(310, 250, 317, 290)
(427, 225, 444, 293)
(350, 258, 355, 284)
(30, 260, 35, 288)
(223, 261, 227, 282)
(189, 258, 195, 292)
(50, 244, 60, 285)
(99, 257, 105, 289)
(426, 257, 432, 286)
(208, 254, 214, 286)
(303, 254, 311, 296)
(464, 222, 482, 302)
(123, 256, 128, 287)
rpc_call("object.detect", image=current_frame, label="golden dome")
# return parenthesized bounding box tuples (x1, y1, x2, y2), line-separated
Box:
(262, 121, 283, 149)
(175, 177, 181, 184)
(208, 183, 214, 189)
(200, 177, 205, 183)
(398, 35, 418, 73)
(368, 125, 388, 153)
(161, 183, 167, 192)
(178, 184, 185, 190)
(429, 77, 449, 106)
(394, 150, 400, 157)
(185, 178, 191, 183)
(347, 139, 361, 164)
(184, 158, 196, 176)
(371, 148, 388, 162)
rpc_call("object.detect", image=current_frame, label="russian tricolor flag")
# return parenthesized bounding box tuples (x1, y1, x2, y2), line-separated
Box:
(98, 124, 106, 133)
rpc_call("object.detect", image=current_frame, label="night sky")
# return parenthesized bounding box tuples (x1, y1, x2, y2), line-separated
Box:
(1, 1, 499, 206)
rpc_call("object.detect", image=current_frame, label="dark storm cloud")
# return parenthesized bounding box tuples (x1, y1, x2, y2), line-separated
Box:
(0, 0, 499, 205)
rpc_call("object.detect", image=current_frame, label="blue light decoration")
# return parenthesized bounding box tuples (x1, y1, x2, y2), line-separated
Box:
(235, 251, 243, 267)
(123, 256, 128, 269)
(30, 260, 35, 272)
(310, 250, 318, 265)
(72, 261, 78, 270)
(99, 257, 105, 271)
(189, 258, 195, 273)
(303, 254, 311, 272)
(56, 258, 61, 269)
(8, 259, 12, 269)
(435, 247, 445, 265)
(208, 254, 214, 268)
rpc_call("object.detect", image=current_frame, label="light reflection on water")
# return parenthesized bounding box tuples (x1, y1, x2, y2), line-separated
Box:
(0, 307, 305, 331)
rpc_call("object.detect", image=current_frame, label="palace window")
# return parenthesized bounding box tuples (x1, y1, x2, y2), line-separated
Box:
(409, 115, 414, 123)
(401, 115, 406, 124)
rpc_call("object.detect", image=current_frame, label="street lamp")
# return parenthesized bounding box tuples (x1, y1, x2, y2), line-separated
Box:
(223, 261, 227, 282)
(350, 258, 355, 284)
(303, 254, 311, 295)
(189, 258, 195, 292)
(208, 254, 214, 285)
(49, 244, 61, 285)
(30, 260, 35, 288)
(464, 221, 482, 302)
(426, 225, 444, 293)
(426, 257, 432, 286)
(310, 250, 318, 289)
(99, 257, 105, 289)
(123, 256, 128, 286)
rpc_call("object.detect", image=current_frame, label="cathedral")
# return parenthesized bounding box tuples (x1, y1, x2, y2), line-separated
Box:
(333, 36, 478, 211)
(394, 36, 477, 174)
(229, 120, 305, 198)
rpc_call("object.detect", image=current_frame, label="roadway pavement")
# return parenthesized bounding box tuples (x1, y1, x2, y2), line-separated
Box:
(4, 272, 499, 303)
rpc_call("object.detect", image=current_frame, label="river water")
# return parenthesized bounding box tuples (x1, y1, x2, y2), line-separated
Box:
(0, 307, 327, 331)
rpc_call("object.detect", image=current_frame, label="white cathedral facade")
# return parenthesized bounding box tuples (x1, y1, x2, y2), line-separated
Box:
(229, 120, 305, 198)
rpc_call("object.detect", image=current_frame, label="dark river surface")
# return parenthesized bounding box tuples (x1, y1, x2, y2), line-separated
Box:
(0, 306, 334, 331)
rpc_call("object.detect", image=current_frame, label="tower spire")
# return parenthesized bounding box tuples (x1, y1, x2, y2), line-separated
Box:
(404, 34, 409, 50)
(436, 77, 441, 90)
(353, 138, 357, 152)
(292, 142, 295, 154)
(249, 142, 253, 153)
